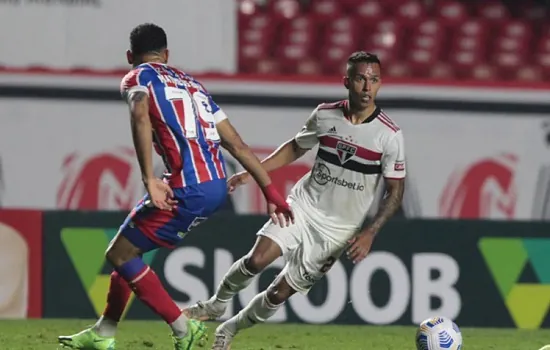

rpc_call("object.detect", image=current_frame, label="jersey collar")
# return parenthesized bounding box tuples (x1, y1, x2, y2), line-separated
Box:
(342, 100, 381, 124)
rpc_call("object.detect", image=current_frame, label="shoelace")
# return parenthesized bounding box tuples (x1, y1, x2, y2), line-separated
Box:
(212, 334, 227, 349)
(187, 301, 208, 319)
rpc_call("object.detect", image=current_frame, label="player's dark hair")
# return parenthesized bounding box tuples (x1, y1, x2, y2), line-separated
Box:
(129, 23, 168, 56)
(347, 51, 381, 68)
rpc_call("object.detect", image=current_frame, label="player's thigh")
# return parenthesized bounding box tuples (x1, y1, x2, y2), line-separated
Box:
(117, 197, 204, 253)
(244, 234, 285, 273)
(282, 231, 347, 294)
(255, 207, 306, 260)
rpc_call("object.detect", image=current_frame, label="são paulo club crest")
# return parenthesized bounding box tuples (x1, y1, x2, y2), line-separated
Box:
(336, 141, 357, 164)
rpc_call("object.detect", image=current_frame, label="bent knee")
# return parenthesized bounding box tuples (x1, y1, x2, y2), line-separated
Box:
(105, 235, 140, 268)
(244, 236, 282, 273)
(266, 276, 296, 304)
(244, 254, 270, 274)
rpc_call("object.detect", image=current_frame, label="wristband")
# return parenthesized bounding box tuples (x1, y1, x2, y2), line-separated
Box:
(261, 184, 280, 202)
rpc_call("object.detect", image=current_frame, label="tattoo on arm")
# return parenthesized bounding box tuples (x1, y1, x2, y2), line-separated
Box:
(129, 90, 148, 105)
(370, 178, 405, 232)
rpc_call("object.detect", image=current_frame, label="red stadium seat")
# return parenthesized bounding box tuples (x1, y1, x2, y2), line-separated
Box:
(361, 19, 404, 64)
(321, 17, 358, 52)
(309, 0, 343, 21)
(391, 0, 426, 24)
(470, 64, 498, 81)
(406, 19, 445, 76)
(320, 46, 350, 75)
(236, 0, 550, 81)
(429, 63, 456, 80)
(491, 20, 532, 79)
(475, 1, 510, 23)
(276, 45, 312, 74)
(267, 0, 302, 20)
(515, 65, 545, 82)
(354, 0, 385, 22)
(434, 1, 469, 25)
(296, 58, 322, 76)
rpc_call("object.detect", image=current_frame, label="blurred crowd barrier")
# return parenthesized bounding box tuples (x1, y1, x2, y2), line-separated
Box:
(0, 73, 549, 220)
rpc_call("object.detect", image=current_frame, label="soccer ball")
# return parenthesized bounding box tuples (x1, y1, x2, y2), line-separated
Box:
(415, 316, 463, 350)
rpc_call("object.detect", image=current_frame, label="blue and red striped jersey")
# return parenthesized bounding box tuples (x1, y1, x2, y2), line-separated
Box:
(120, 62, 226, 188)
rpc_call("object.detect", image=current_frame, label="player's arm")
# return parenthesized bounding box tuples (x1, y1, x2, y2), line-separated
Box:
(216, 118, 293, 224)
(348, 131, 406, 264)
(126, 90, 155, 185)
(370, 178, 405, 232)
(368, 131, 406, 232)
(202, 93, 274, 188)
(216, 119, 273, 188)
(260, 110, 318, 172)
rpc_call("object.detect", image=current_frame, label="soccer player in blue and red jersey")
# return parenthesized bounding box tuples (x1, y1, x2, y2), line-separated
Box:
(58, 23, 293, 350)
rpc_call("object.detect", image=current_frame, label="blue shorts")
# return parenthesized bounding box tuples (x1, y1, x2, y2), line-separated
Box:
(119, 178, 227, 252)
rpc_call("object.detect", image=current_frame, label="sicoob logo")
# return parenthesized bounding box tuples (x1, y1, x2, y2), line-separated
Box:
(57, 148, 143, 210)
(312, 163, 364, 191)
(479, 237, 550, 329)
(439, 154, 517, 219)
(61, 227, 157, 317)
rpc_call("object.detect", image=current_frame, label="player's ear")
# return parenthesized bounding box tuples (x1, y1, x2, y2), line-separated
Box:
(343, 76, 350, 90)
(162, 49, 170, 64)
(126, 50, 133, 65)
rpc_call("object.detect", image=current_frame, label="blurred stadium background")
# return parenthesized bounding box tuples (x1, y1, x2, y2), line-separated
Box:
(1, 0, 550, 348)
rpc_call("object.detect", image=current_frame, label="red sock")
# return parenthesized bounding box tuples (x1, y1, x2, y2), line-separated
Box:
(103, 271, 132, 322)
(130, 267, 182, 324)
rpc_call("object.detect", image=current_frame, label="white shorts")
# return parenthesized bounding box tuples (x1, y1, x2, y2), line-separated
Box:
(257, 205, 348, 294)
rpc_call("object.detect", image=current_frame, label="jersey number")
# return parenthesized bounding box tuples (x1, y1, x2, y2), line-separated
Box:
(165, 87, 220, 141)
(319, 256, 337, 274)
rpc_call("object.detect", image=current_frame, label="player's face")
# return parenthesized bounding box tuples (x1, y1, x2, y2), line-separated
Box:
(345, 62, 381, 110)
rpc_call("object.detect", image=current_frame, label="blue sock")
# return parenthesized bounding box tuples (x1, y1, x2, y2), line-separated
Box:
(116, 257, 147, 282)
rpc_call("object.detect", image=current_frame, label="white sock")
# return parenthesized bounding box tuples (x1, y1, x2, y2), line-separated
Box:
(220, 291, 282, 336)
(170, 313, 189, 338)
(213, 257, 256, 304)
(93, 316, 118, 338)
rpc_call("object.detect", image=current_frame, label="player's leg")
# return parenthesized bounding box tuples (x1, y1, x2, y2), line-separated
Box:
(212, 234, 346, 349)
(184, 214, 302, 321)
(212, 268, 297, 349)
(59, 196, 205, 349)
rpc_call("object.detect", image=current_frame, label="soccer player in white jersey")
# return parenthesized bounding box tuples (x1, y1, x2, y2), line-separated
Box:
(185, 51, 406, 349)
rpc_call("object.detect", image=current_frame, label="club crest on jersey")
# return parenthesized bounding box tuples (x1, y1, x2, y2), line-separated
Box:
(336, 141, 357, 164)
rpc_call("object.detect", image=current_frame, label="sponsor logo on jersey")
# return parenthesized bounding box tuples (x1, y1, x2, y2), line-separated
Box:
(395, 161, 405, 171)
(336, 141, 357, 164)
(312, 163, 365, 191)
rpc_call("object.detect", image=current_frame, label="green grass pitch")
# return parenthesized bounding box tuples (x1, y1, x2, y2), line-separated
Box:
(1, 319, 550, 349)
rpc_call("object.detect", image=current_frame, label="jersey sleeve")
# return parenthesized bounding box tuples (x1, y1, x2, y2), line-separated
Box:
(381, 130, 406, 179)
(294, 108, 319, 149)
(207, 94, 228, 124)
(120, 68, 153, 103)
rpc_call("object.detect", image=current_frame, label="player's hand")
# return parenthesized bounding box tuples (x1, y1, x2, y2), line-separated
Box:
(262, 184, 294, 228)
(146, 178, 177, 211)
(347, 228, 377, 264)
(267, 201, 294, 228)
(227, 171, 251, 193)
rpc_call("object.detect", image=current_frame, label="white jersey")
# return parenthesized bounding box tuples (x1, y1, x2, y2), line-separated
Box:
(288, 100, 406, 243)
